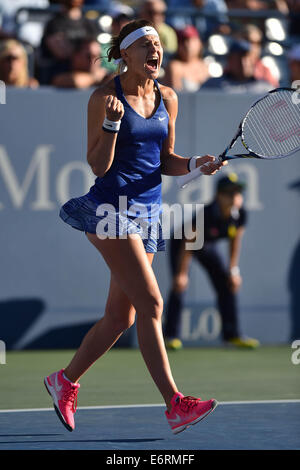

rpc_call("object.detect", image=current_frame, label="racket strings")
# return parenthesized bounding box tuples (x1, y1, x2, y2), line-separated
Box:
(257, 91, 299, 155)
(248, 110, 274, 157)
(247, 91, 298, 156)
(242, 89, 300, 158)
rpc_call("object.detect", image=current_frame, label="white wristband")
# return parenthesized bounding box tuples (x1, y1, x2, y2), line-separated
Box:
(230, 266, 240, 276)
(102, 116, 121, 133)
(188, 156, 200, 172)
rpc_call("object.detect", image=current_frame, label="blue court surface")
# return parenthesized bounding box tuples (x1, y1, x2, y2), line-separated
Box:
(0, 401, 299, 450)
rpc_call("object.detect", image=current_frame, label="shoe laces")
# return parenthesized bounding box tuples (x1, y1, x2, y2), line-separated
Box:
(178, 396, 201, 413)
(62, 386, 78, 413)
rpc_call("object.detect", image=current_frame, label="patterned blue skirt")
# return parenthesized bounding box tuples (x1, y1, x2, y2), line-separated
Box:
(59, 194, 165, 253)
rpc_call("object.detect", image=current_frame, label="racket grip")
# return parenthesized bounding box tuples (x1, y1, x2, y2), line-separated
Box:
(176, 167, 203, 188)
(176, 157, 222, 189)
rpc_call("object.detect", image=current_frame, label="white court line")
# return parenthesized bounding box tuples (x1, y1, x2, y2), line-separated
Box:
(0, 399, 300, 413)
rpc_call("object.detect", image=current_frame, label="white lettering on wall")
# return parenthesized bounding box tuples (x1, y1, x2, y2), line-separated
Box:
(0, 146, 95, 210)
(0, 145, 55, 210)
(181, 307, 222, 341)
(56, 161, 95, 205)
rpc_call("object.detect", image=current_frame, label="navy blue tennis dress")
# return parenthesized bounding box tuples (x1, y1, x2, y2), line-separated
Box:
(59, 75, 169, 253)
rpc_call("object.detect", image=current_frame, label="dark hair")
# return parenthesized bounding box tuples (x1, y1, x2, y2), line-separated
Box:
(107, 19, 154, 63)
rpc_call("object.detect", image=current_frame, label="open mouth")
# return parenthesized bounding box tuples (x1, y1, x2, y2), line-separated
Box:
(145, 58, 159, 72)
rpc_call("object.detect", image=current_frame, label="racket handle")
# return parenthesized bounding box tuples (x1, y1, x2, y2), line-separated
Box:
(176, 167, 203, 188)
(176, 157, 222, 189)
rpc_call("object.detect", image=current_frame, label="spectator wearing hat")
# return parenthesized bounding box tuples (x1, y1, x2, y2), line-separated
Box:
(0, 39, 39, 88)
(139, 0, 178, 55)
(163, 25, 210, 91)
(202, 39, 271, 93)
(164, 173, 260, 350)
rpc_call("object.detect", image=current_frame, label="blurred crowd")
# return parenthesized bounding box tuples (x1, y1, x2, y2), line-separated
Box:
(0, 0, 299, 92)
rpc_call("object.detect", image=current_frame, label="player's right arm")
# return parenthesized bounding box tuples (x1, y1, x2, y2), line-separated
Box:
(87, 83, 124, 177)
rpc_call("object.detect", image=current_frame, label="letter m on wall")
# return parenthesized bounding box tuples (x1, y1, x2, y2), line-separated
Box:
(0, 145, 55, 210)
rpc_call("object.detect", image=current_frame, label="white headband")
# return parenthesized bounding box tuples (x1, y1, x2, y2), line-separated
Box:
(119, 26, 159, 50)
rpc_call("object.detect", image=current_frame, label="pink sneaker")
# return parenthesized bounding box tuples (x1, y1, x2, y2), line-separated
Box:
(44, 369, 80, 432)
(165, 392, 218, 434)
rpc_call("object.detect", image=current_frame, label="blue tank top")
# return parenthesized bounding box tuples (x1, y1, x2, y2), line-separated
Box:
(88, 75, 169, 221)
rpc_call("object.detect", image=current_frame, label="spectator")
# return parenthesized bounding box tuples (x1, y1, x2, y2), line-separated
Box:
(288, 44, 300, 84)
(51, 37, 110, 88)
(168, 0, 227, 11)
(287, 1, 300, 38)
(111, 13, 134, 37)
(225, 0, 288, 11)
(139, 0, 178, 54)
(101, 6, 134, 74)
(193, 0, 229, 38)
(40, 0, 99, 62)
(0, 0, 49, 35)
(107, 1, 135, 26)
(0, 29, 14, 41)
(163, 25, 209, 91)
(81, 0, 110, 7)
(238, 24, 279, 87)
(0, 39, 39, 88)
(201, 39, 271, 92)
(164, 173, 260, 350)
(167, 0, 229, 38)
(38, 0, 100, 84)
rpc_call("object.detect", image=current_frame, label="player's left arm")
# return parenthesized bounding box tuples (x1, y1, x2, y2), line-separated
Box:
(159, 85, 221, 176)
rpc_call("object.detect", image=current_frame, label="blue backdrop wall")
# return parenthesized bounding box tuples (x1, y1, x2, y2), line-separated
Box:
(0, 87, 299, 349)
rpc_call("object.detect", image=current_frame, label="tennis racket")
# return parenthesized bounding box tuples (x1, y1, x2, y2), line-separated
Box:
(177, 87, 300, 188)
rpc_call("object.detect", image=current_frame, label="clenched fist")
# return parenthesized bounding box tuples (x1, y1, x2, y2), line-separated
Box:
(105, 95, 124, 122)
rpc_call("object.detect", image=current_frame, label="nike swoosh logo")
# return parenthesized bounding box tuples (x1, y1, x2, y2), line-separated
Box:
(158, 117, 166, 121)
(55, 373, 62, 392)
(168, 414, 182, 424)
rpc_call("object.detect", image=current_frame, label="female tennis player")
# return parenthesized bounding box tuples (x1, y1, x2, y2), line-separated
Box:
(44, 19, 226, 435)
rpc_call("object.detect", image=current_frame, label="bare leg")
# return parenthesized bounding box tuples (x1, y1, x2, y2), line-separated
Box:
(65, 232, 178, 410)
(64, 274, 136, 383)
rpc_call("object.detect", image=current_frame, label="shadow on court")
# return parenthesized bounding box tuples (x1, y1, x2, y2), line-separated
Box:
(0, 436, 163, 444)
(0, 403, 299, 450)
